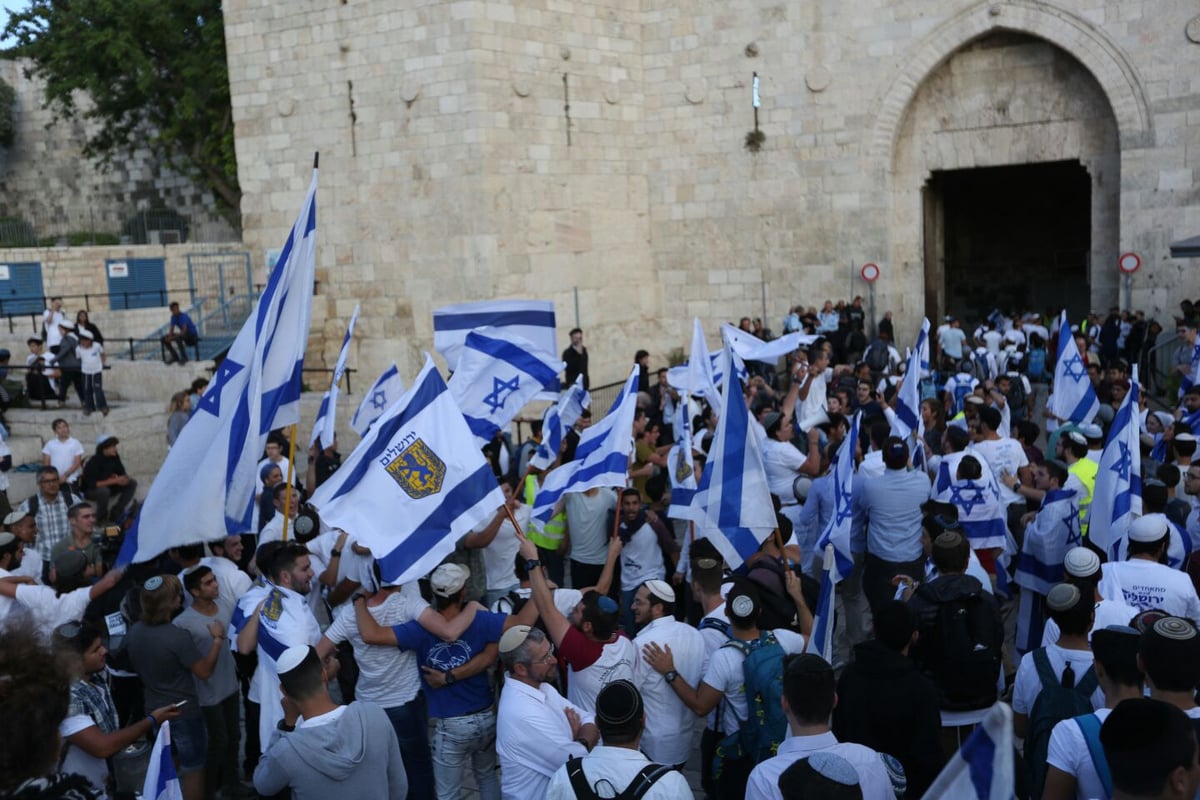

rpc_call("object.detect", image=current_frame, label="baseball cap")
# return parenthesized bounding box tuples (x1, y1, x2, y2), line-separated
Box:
(429, 563, 470, 598)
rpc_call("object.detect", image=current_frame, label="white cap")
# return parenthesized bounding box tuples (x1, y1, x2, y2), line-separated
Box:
(645, 579, 676, 604)
(430, 563, 470, 598)
(1063, 547, 1101, 578)
(1129, 514, 1169, 543)
(277, 645, 311, 675)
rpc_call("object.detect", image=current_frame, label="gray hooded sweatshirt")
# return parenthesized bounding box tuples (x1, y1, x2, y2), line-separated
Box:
(253, 701, 408, 799)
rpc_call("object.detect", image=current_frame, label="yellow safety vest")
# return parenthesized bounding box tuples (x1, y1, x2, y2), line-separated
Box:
(524, 474, 566, 550)
(1068, 457, 1098, 536)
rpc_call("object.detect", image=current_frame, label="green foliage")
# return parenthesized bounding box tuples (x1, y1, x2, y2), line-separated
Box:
(0, 77, 15, 148)
(36, 231, 121, 247)
(2, 0, 240, 222)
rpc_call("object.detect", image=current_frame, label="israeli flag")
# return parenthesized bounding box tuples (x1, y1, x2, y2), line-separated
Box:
(688, 344, 777, 570)
(816, 412, 859, 582)
(932, 451, 998, 503)
(529, 375, 590, 471)
(351, 363, 404, 436)
(1111, 512, 1193, 569)
(1088, 367, 1142, 557)
(120, 166, 317, 563)
(719, 322, 817, 363)
(1182, 407, 1200, 437)
(805, 543, 836, 662)
(447, 327, 563, 446)
(310, 304, 359, 449)
(1046, 312, 1099, 425)
(308, 355, 505, 586)
(433, 299, 556, 373)
(666, 411, 698, 520)
(688, 318, 722, 414)
(920, 703, 1013, 800)
(142, 720, 183, 800)
(1014, 487, 1080, 653)
(531, 366, 639, 527)
(892, 318, 930, 468)
(947, 478, 1008, 551)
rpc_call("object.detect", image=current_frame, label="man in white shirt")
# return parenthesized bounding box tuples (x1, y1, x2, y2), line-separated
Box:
(615, 488, 673, 633)
(1043, 625, 1144, 800)
(235, 541, 322, 752)
(5, 509, 43, 583)
(0, 532, 24, 622)
(0, 549, 123, 633)
(969, 405, 1030, 536)
(546, 679, 694, 799)
(496, 625, 600, 800)
(631, 580, 706, 768)
(640, 578, 808, 799)
(1139, 615, 1200, 722)
(1098, 515, 1200, 620)
(761, 411, 820, 529)
(41, 418, 84, 485)
(745, 653, 895, 800)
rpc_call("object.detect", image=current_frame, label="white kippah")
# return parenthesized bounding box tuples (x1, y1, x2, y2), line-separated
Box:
(277, 646, 311, 675)
(1129, 514, 1169, 543)
(645, 579, 675, 604)
(808, 751, 861, 787)
(1063, 547, 1100, 578)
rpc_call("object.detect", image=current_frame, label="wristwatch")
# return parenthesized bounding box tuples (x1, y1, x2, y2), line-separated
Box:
(664, 670, 678, 684)
(443, 669, 457, 686)
(524, 558, 543, 572)
(330, 548, 342, 558)
(277, 720, 295, 732)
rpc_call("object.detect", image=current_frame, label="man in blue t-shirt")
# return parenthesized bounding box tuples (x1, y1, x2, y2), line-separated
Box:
(162, 301, 199, 364)
(355, 562, 539, 800)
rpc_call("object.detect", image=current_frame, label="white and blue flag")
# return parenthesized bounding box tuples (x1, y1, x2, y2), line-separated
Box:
(120, 166, 317, 563)
(892, 318, 930, 469)
(816, 412, 859, 582)
(433, 299, 557, 374)
(688, 345, 777, 570)
(447, 327, 563, 446)
(351, 363, 404, 436)
(1014, 487, 1080, 653)
(666, 414, 698, 520)
(688, 318, 721, 413)
(1047, 312, 1099, 426)
(308, 355, 505, 586)
(529, 375, 590, 471)
(310, 304, 359, 449)
(805, 543, 837, 662)
(720, 322, 817, 363)
(531, 366, 639, 527)
(920, 703, 1013, 800)
(1088, 368, 1142, 558)
(142, 720, 183, 800)
(947, 477, 1008, 551)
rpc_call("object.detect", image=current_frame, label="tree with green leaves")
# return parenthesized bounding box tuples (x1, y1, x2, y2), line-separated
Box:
(0, 76, 15, 148)
(2, 0, 240, 222)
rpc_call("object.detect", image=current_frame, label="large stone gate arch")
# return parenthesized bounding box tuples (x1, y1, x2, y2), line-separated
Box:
(868, 1, 1152, 163)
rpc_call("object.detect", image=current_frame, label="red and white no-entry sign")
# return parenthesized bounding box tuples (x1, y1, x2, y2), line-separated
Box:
(1118, 252, 1141, 274)
(860, 263, 881, 282)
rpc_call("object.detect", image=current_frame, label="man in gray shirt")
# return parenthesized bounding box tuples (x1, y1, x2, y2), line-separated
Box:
(565, 487, 617, 589)
(176, 565, 243, 798)
(254, 645, 408, 800)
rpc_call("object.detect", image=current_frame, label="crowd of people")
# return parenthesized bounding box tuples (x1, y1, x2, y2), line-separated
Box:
(2, 299, 1200, 800)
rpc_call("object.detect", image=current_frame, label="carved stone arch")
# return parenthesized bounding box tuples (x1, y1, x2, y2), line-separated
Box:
(868, 1, 1152, 163)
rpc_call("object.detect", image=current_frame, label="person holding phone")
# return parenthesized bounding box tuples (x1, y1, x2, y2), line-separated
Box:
(127, 574, 227, 800)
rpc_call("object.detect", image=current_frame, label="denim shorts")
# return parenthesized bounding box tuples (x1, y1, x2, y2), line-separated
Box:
(169, 713, 208, 774)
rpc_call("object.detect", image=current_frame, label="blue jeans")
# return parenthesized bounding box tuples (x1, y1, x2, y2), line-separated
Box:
(169, 712, 208, 774)
(432, 710, 500, 800)
(384, 695, 435, 800)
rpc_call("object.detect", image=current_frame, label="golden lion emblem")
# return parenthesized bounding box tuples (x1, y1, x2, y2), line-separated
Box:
(385, 439, 447, 499)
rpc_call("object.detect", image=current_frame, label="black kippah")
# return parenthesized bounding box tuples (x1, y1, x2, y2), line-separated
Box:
(595, 679, 642, 728)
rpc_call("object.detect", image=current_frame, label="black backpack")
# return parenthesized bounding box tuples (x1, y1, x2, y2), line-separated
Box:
(1024, 650, 1099, 800)
(917, 585, 1001, 710)
(744, 558, 820, 632)
(1005, 376, 1028, 421)
(865, 341, 889, 373)
(566, 756, 672, 800)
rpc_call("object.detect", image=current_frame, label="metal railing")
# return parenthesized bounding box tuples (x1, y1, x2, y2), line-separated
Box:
(588, 378, 629, 418)
(0, 209, 239, 248)
(0, 288, 199, 333)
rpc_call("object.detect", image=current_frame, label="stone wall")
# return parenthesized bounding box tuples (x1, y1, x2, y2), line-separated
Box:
(0, 59, 239, 245)
(222, 0, 1200, 384)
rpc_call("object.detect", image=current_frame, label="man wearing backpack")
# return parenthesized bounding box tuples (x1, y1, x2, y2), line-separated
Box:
(906, 530, 1003, 735)
(1013, 583, 1105, 800)
(1043, 625, 1144, 800)
(745, 654, 896, 800)
(640, 578, 807, 799)
(546, 679, 694, 800)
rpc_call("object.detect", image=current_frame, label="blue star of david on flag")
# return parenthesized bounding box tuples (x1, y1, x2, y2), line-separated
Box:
(483, 375, 520, 414)
(1110, 441, 1132, 482)
(1047, 312, 1099, 425)
(352, 364, 405, 437)
(1088, 365, 1142, 554)
(950, 483, 987, 516)
(817, 411, 859, 583)
(1060, 352, 1087, 381)
(198, 359, 245, 417)
(372, 389, 388, 409)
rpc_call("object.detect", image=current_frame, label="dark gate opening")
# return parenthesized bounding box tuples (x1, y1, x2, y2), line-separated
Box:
(926, 160, 1091, 321)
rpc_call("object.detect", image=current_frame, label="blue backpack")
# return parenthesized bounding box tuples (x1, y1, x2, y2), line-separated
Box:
(1027, 348, 1048, 381)
(713, 631, 787, 776)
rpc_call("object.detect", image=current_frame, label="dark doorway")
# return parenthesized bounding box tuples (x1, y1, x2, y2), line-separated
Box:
(924, 161, 1091, 322)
